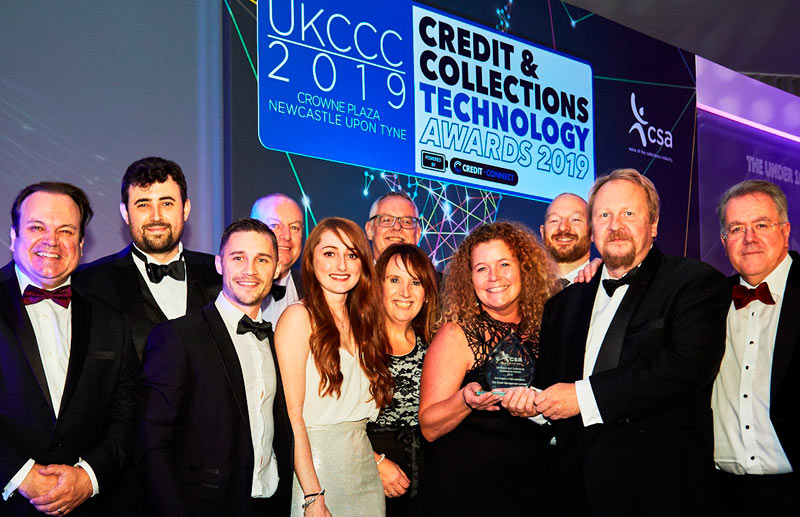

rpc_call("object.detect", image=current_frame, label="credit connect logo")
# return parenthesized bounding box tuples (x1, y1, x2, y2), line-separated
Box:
(451, 158, 518, 186)
(628, 92, 673, 149)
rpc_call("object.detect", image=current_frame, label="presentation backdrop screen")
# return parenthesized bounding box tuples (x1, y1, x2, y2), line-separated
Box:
(698, 109, 800, 275)
(228, 0, 698, 267)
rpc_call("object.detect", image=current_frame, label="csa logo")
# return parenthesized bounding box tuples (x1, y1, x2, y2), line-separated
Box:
(628, 93, 673, 149)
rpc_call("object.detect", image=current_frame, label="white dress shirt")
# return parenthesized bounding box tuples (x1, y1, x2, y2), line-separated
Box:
(131, 242, 188, 320)
(712, 253, 793, 475)
(2, 268, 99, 500)
(575, 266, 632, 427)
(214, 292, 280, 497)
(262, 271, 299, 328)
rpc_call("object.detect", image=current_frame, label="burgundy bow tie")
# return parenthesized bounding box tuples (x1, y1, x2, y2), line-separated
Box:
(22, 285, 72, 308)
(732, 282, 775, 310)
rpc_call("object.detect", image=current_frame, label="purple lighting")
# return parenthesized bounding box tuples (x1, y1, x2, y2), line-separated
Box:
(696, 56, 800, 141)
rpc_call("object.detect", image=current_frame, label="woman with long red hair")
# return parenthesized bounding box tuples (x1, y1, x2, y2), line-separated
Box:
(275, 217, 393, 517)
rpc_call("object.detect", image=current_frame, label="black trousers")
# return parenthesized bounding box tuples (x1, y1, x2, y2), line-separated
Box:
(715, 469, 797, 516)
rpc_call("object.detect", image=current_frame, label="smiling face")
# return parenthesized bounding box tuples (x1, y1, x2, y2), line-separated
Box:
(313, 229, 363, 296)
(721, 192, 790, 285)
(11, 191, 83, 289)
(471, 239, 522, 321)
(540, 193, 591, 264)
(121, 177, 189, 259)
(591, 179, 658, 278)
(382, 254, 426, 328)
(365, 196, 422, 258)
(215, 230, 280, 318)
(251, 196, 303, 279)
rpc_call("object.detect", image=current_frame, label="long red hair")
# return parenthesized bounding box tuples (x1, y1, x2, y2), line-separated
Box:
(301, 217, 393, 408)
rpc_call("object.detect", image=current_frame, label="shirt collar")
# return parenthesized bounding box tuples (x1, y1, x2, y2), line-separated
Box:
(15, 264, 71, 293)
(214, 291, 265, 332)
(740, 253, 793, 299)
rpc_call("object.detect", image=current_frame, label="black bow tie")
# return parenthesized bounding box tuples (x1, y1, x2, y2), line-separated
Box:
(602, 267, 639, 297)
(271, 283, 287, 301)
(237, 315, 272, 341)
(131, 246, 186, 283)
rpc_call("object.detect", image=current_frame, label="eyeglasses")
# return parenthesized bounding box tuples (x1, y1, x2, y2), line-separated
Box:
(369, 214, 420, 229)
(722, 221, 787, 241)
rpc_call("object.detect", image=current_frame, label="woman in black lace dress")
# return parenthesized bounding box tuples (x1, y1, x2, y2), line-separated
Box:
(367, 244, 439, 516)
(419, 222, 562, 516)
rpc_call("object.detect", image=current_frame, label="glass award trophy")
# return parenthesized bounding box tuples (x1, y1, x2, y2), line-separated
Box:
(477, 331, 536, 396)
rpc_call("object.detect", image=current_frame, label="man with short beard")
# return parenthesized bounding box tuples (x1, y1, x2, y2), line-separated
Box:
(540, 193, 591, 284)
(75, 157, 221, 359)
(507, 169, 730, 516)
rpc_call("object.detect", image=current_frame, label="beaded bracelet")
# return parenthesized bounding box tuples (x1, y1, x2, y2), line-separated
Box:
(302, 488, 325, 512)
(376, 453, 386, 465)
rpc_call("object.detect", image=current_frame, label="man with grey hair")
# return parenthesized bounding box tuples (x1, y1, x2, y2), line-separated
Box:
(713, 179, 797, 514)
(250, 193, 305, 326)
(364, 191, 422, 260)
(505, 168, 730, 515)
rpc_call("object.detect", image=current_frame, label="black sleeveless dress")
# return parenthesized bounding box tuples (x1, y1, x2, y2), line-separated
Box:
(424, 312, 551, 516)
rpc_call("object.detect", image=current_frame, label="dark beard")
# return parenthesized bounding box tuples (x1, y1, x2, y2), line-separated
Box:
(135, 223, 181, 254)
(601, 231, 636, 270)
(546, 231, 591, 263)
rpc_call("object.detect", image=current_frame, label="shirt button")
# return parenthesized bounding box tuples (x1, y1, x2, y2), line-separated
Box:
(749, 341, 754, 345)
(745, 425, 750, 429)
(750, 456, 755, 460)
(743, 394, 748, 398)
(745, 365, 750, 370)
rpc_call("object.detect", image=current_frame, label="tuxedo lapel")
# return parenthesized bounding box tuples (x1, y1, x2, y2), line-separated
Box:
(116, 247, 166, 350)
(568, 274, 601, 379)
(60, 289, 90, 415)
(291, 269, 305, 300)
(772, 251, 800, 400)
(593, 247, 662, 374)
(202, 305, 251, 434)
(0, 263, 54, 413)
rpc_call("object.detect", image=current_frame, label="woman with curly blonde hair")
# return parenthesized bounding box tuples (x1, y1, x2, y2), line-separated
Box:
(419, 221, 561, 516)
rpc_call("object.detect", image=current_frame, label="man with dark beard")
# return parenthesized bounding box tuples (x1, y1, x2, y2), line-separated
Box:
(504, 169, 730, 516)
(540, 193, 591, 284)
(75, 157, 220, 359)
(74, 158, 220, 515)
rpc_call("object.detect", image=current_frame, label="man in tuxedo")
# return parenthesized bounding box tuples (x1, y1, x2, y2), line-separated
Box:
(540, 193, 591, 285)
(365, 191, 423, 260)
(251, 193, 305, 326)
(74, 156, 220, 359)
(0, 182, 138, 516)
(136, 218, 293, 516)
(712, 180, 798, 514)
(512, 169, 730, 516)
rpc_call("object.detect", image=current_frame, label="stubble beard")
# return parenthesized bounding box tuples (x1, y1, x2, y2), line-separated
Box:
(546, 231, 591, 264)
(134, 222, 181, 255)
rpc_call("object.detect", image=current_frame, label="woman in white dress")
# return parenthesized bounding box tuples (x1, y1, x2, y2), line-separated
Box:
(275, 217, 393, 517)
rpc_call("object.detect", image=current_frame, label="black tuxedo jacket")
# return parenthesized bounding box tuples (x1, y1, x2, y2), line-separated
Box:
(0, 263, 139, 517)
(74, 245, 220, 358)
(536, 247, 730, 516)
(136, 302, 293, 517)
(289, 268, 305, 299)
(729, 250, 800, 471)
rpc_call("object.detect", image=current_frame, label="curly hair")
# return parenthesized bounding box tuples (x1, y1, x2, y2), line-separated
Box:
(301, 217, 393, 408)
(376, 243, 439, 344)
(438, 221, 561, 336)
